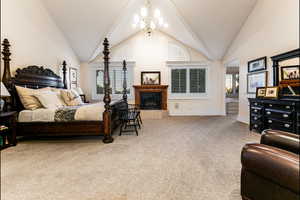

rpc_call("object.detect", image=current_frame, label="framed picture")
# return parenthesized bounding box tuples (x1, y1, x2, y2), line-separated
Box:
(248, 57, 267, 73)
(256, 87, 266, 98)
(265, 87, 279, 99)
(69, 68, 78, 88)
(247, 71, 268, 94)
(141, 71, 161, 85)
(281, 65, 300, 80)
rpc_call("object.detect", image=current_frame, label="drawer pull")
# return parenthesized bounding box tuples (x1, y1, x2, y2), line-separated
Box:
(266, 111, 271, 115)
(254, 109, 258, 113)
(254, 103, 258, 106)
(286, 106, 290, 109)
(254, 124, 258, 128)
(269, 104, 272, 107)
(254, 117, 258, 120)
(283, 114, 289, 118)
(268, 120, 272, 123)
(284, 124, 290, 128)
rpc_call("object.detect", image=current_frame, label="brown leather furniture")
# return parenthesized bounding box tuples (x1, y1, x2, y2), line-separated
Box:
(241, 130, 300, 200)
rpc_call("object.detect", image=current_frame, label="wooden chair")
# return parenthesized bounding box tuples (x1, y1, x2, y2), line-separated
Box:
(128, 104, 142, 127)
(119, 107, 140, 136)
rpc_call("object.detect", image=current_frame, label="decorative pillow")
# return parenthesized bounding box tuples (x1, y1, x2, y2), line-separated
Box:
(33, 91, 65, 109)
(60, 89, 83, 106)
(15, 86, 51, 110)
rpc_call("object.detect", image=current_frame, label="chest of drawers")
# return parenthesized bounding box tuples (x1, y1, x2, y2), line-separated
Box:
(248, 98, 300, 134)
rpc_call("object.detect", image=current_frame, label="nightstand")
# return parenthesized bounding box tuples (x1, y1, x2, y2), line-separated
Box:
(0, 111, 17, 150)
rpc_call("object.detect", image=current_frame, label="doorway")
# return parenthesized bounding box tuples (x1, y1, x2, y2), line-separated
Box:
(225, 61, 239, 115)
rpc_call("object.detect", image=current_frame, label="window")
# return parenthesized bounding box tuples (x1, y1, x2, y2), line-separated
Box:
(190, 68, 206, 93)
(171, 69, 187, 93)
(169, 62, 208, 98)
(96, 68, 130, 95)
(92, 61, 134, 100)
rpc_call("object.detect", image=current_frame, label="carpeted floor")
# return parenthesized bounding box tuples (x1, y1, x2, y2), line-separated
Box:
(1, 116, 259, 200)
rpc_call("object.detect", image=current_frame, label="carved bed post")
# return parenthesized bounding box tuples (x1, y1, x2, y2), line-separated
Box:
(102, 38, 113, 143)
(1, 39, 13, 110)
(122, 60, 128, 103)
(62, 61, 68, 89)
(1, 39, 12, 86)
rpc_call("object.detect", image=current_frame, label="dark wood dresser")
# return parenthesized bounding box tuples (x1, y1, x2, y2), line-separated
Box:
(249, 98, 300, 134)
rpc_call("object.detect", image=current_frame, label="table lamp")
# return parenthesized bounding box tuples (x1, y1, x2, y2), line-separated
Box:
(0, 82, 11, 112)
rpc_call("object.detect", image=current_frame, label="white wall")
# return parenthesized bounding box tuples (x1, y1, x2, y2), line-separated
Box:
(223, 0, 299, 124)
(81, 31, 225, 116)
(0, 0, 80, 84)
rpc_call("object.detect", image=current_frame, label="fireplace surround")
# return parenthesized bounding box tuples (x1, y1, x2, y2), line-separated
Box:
(133, 85, 168, 110)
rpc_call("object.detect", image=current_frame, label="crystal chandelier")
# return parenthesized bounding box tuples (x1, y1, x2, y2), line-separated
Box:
(132, 0, 169, 36)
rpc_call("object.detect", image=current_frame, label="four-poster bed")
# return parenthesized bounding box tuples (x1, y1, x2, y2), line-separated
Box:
(1, 38, 128, 143)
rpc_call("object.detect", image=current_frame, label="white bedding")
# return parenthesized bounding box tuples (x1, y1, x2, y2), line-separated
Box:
(18, 102, 107, 122)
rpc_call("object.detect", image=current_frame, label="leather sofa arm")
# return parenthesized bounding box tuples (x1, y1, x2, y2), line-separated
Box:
(261, 129, 300, 154)
(241, 144, 300, 194)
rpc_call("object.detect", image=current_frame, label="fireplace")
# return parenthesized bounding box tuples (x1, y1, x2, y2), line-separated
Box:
(133, 85, 168, 110)
(140, 92, 162, 110)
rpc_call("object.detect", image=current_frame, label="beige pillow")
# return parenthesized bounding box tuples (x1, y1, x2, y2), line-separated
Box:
(60, 89, 83, 106)
(15, 86, 51, 110)
(50, 88, 67, 106)
(33, 91, 64, 109)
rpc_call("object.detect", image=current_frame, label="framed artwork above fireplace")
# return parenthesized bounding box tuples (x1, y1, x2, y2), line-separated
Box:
(141, 71, 161, 85)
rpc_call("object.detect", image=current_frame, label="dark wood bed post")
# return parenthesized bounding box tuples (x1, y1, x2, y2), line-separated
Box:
(1, 39, 12, 86)
(62, 60, 68, 89)
(122, 60, 128, 103)
(102, 38, 114, 143)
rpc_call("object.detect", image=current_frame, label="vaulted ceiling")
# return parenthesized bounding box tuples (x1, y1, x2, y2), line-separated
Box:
(41, 0, 257, 62)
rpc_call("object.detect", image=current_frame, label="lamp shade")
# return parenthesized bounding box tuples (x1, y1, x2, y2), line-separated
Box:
(0, 82, 10, 97)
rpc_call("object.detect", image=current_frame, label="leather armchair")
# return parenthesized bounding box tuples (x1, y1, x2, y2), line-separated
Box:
(241, 129, 300, 200)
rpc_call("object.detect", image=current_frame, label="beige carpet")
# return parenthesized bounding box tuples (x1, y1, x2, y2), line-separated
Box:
(1, 116, 259, 200)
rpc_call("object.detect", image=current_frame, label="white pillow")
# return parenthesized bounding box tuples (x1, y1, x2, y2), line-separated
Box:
(60, 89, 83, 106)
(33, 91, 64, 109)
(15, 86, 51, 110)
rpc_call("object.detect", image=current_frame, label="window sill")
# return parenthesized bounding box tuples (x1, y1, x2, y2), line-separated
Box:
(168, 95, 209, 100)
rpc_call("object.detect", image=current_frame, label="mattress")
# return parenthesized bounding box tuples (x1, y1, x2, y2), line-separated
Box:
(18, 102, 107, 122)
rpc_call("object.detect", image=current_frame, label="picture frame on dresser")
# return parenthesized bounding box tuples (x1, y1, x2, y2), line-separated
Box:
(256, 87, 266, 98)
(248, 57, 267, 73)
(247, 71, 268, 94)
(265, 87, 279, 99)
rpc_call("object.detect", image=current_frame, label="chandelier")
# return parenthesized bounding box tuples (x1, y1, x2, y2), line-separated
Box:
(132, 0, 169, 36)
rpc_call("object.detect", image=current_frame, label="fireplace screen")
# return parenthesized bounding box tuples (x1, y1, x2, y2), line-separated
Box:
(140, 92, 162, 110)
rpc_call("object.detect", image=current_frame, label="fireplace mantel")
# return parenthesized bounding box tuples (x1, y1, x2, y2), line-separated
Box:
(133, 85, 168, 110)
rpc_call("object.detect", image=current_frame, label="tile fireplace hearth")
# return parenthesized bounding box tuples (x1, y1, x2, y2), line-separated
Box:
(133, 85, 168, 110)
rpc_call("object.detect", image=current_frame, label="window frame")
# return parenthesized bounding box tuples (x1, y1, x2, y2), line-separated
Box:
(167, 61, 209, 99)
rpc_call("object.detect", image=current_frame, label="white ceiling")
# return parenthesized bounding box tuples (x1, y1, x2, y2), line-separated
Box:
(41, 0, 257, 62)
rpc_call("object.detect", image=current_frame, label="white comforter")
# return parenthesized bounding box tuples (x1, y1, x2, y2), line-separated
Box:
(18, 102, 106, 122)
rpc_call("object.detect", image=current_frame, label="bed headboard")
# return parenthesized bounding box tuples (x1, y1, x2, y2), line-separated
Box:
(1, 39, 68, 111)
(13, 65, 65, 88)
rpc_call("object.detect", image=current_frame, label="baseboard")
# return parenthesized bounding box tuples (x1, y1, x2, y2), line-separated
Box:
(168, 113, 224, 117)
(237, 115, 249, 124)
